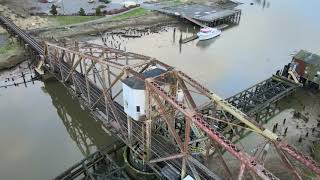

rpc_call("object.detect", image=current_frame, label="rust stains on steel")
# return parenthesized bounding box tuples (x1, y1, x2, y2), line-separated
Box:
(1, 15, 320, 180)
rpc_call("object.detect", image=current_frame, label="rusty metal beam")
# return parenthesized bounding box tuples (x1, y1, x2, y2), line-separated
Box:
(274, 143, 302, 180)
(146, 80, 279, 180)
(277, 142, 320, 176)
(150, 91, 184, 151)
(149, 153, 185, 164)
(237, 163, 246, 180)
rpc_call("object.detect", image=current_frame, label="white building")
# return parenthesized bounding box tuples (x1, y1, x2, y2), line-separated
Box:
(122, 68, 166, 121)
(122, 1, 137, 8)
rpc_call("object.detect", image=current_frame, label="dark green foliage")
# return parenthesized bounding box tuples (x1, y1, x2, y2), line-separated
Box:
(50, 4, 58, 15)
(99, 0, 111, 4)
(78, 8, 86, 16)
(96, 7, 102, 16)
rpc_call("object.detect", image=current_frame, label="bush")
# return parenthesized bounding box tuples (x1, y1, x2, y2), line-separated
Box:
(99, 0, 111, 4)
(96, 7, 102, 16)
(50, 4, 58, 15)
(78, 8, 86, 16)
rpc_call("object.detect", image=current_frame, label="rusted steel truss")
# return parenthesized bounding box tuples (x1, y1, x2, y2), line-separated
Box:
(41, 40, 320, 179)
(226, 76, 298, 116)
(42, 41, 279, 180)
(1, 15, 320, 180)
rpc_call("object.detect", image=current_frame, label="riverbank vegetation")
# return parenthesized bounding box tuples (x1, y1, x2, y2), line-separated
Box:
(111, 8, 148, 20)
(0, 41, 18, 55)
(48, 16, 103, 26)
(0, 40, 25, 70)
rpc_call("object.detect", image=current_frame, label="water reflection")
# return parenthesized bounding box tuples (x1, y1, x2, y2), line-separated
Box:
(43, 81, 114, 157)
(196, 38, 217, 50)
(173, 28, 176, 44)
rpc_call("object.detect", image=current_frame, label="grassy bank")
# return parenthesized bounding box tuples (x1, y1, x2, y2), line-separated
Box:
(312, 143, 320, 162)
(0, 41, 18, 55)
(48, 16, 103, 26)
(111, 8, 148, 20)
(0, 40, 25, 70)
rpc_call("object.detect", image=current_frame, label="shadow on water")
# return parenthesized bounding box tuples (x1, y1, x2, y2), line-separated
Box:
(42, 81, 114, 157)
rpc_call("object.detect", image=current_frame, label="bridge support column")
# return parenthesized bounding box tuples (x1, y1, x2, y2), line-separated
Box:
(143, 119, 152, 164)
(127, 116, 133, 146)
(34, 55, 55, 81)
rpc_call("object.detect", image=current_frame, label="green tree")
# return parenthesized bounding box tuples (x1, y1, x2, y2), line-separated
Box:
(50, 4, 58, 16)
(95, 7, 102, 16)
(99, 0, 111, 4)
(78, 8, 86, 16)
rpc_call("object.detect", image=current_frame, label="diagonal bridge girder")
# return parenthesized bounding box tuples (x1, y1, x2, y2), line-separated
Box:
(44, 41, 280, 179)
(1, 15, 319, 179)
(43, 41, 320, 180)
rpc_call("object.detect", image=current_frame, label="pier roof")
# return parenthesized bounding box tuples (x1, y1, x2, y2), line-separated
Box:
(161, 3, 239, 22)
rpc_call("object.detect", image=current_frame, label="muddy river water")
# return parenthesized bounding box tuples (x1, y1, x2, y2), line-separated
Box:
(1, 0, 320, 179)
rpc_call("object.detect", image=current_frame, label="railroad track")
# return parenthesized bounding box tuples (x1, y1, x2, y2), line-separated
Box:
(0, 16, 44, 55)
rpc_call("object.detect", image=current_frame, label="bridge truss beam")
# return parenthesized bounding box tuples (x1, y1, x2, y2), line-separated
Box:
(1, 15, 320, 180)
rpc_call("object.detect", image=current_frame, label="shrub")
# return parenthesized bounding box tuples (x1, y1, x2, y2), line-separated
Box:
(96, 7, 102, 16)
(99, 0, 111, 4)
(50, 4, 58, 15)
(78, 8, 86, 16)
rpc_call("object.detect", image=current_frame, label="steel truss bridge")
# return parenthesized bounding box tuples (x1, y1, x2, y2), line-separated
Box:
(1, 16, 320, 180)
(200, 75, 299, 142)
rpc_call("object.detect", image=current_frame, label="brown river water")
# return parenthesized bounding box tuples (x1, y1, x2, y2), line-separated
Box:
(0, 0, 320, 179)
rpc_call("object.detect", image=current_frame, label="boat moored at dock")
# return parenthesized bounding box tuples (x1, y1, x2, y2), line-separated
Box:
(197, 27, 221, 40)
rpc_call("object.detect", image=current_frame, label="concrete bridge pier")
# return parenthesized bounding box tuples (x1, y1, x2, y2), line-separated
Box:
(34, 54, 55, 81)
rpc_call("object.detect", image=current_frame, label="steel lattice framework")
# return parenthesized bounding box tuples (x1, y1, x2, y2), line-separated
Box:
(1, 15, 320, 180)
(226, 76, 298, 116)
(40, 40, 319, 179)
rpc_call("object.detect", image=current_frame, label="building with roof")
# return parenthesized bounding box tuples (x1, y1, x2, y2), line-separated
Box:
(292, 50, 320, 85)
(122, 67, 166, 121)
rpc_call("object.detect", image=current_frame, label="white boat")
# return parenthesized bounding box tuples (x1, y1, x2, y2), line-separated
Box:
(88, 0, 94, 3)
(197, 27, 221, 41)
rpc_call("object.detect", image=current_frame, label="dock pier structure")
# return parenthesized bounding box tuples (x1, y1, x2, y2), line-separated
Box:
(154, 3, 241, 28)
(154, 3, 241, 43)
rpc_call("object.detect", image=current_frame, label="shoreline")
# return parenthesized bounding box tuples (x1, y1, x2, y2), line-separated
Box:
(34, 12, 178, 41)
(0, 2, 178, 69)
(0, 40, 26, 70)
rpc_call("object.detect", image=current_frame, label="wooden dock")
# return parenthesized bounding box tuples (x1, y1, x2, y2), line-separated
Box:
(180, 34, 198, 44)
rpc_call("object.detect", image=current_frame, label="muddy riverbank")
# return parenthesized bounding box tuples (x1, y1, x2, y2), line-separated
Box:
(0, 0, 177, 40)
(0, 39, 26, 70)
(35, 11, 177, 40)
